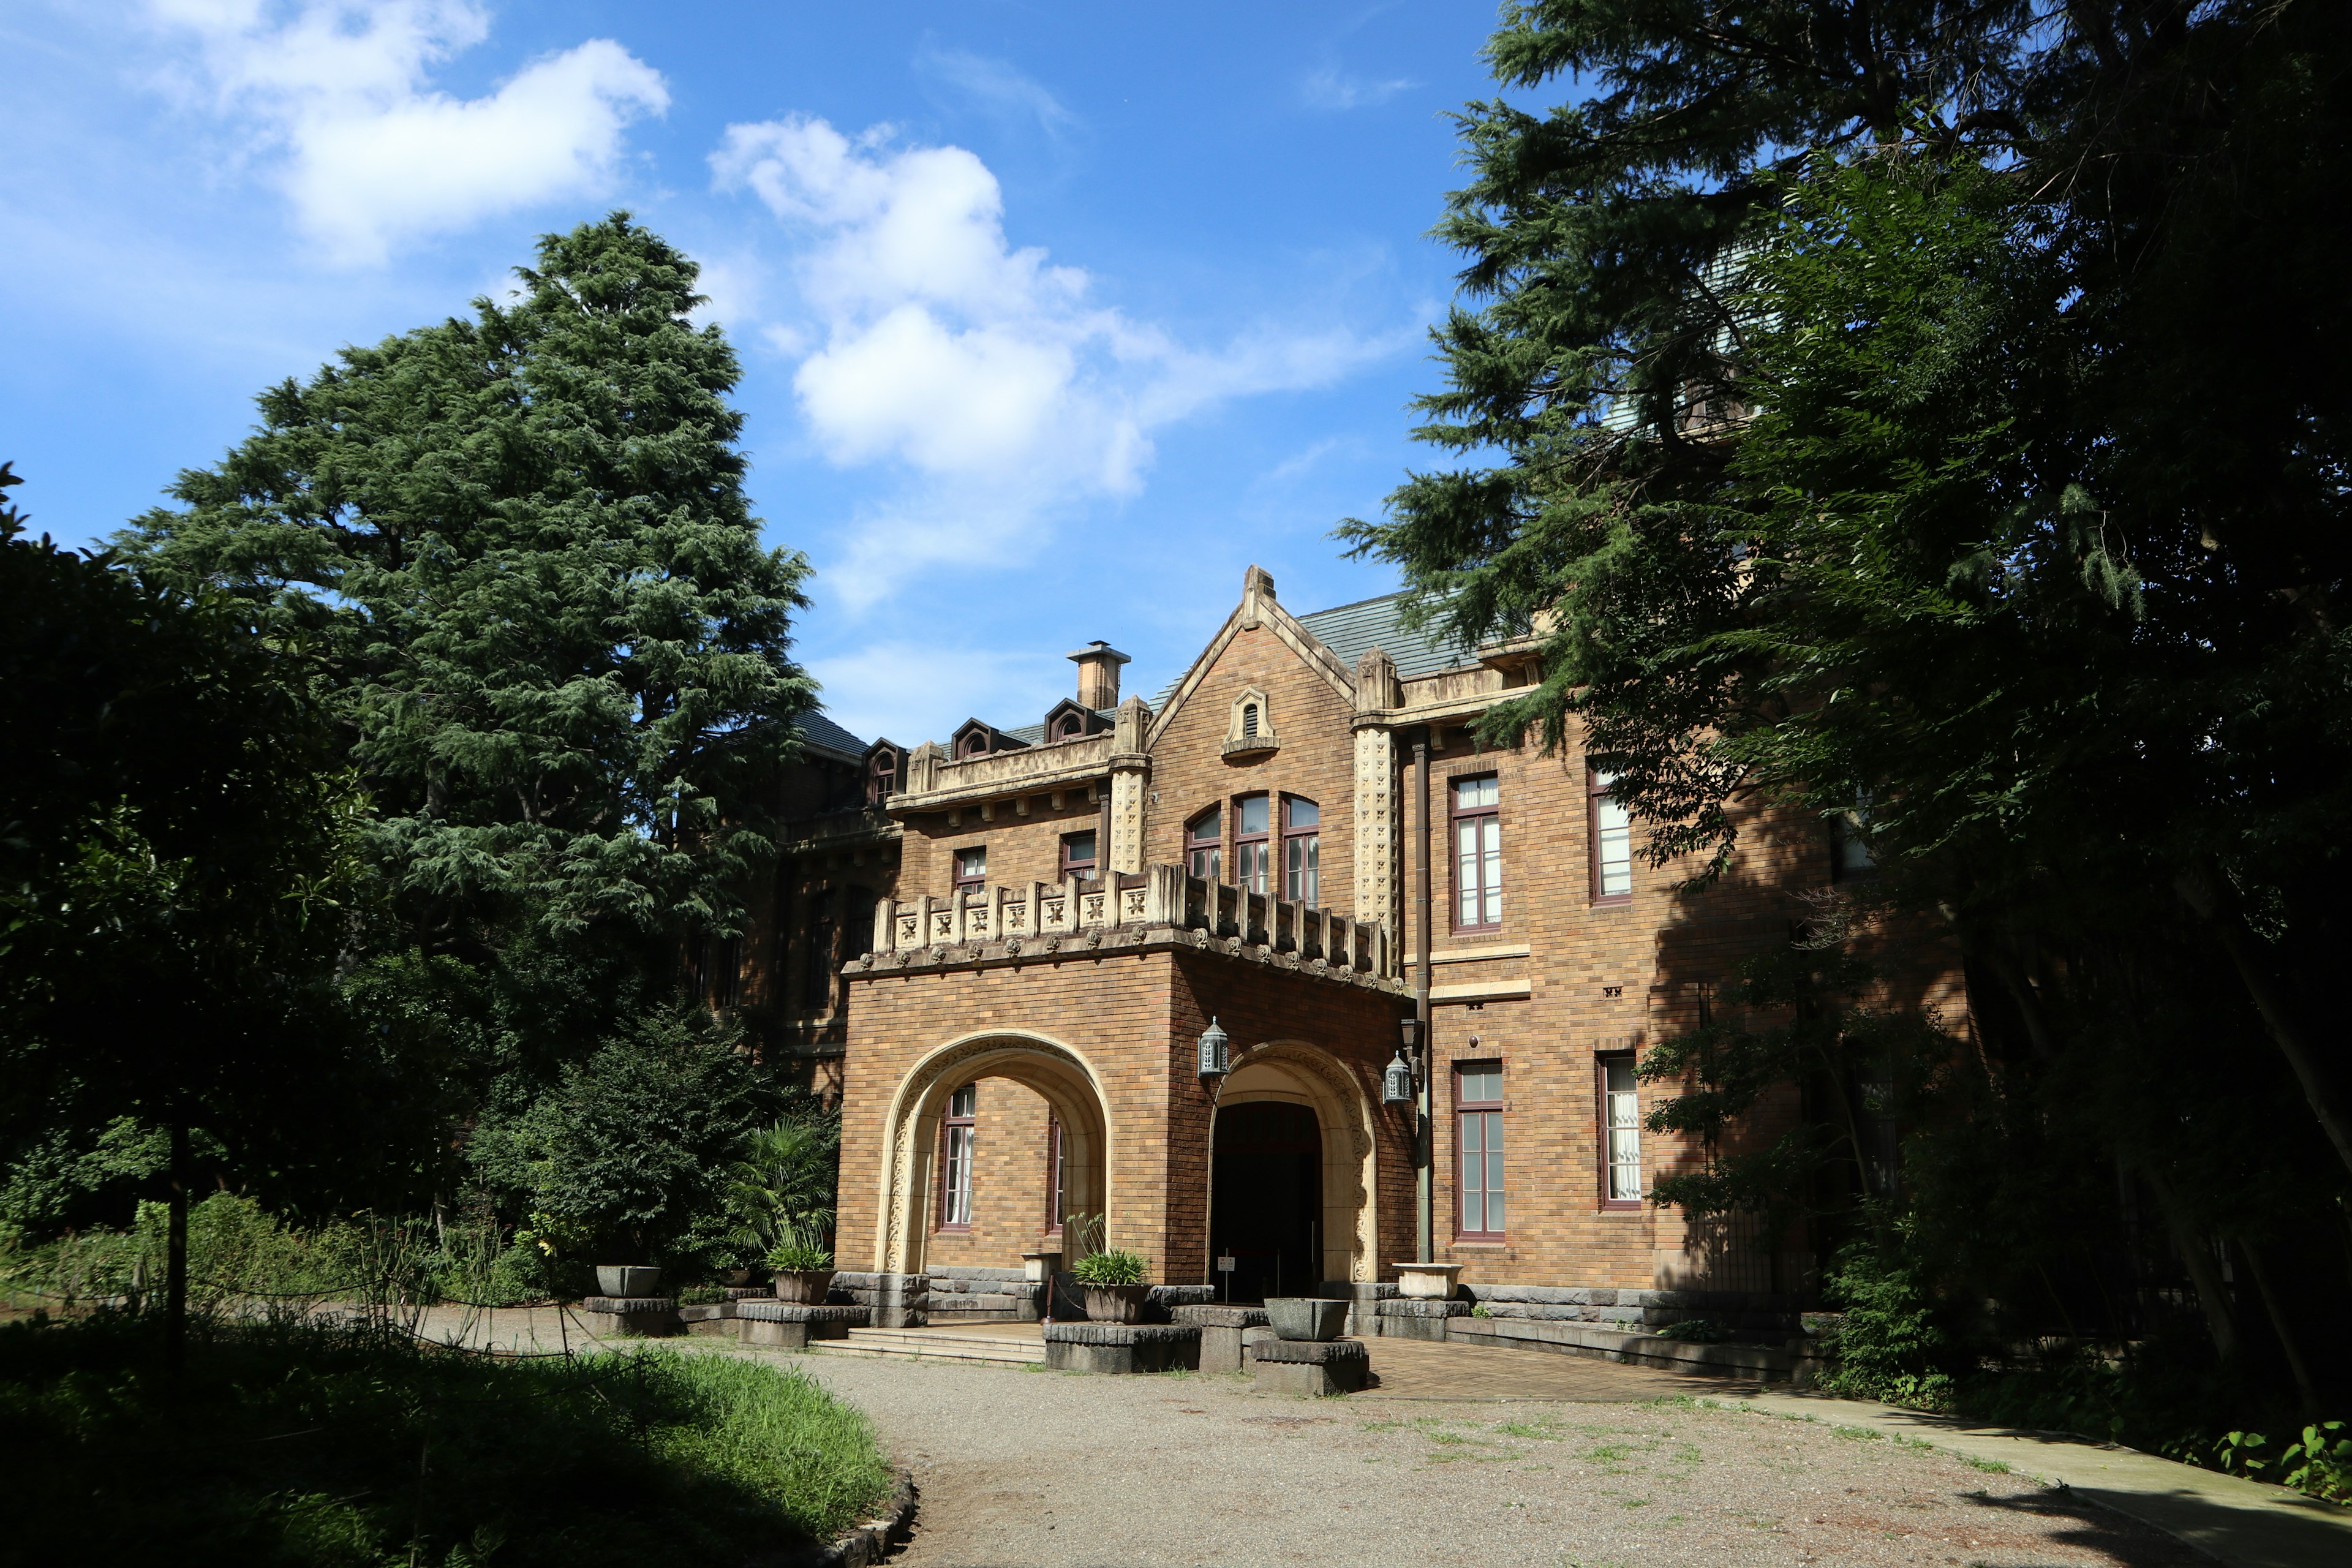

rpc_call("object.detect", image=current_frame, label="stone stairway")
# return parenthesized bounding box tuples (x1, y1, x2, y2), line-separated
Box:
(817, 1323, 1047, 1367)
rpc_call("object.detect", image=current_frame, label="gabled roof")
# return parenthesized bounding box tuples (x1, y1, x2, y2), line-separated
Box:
(998, 707, 1116, 747)
(791, 709, 870, 764)
(1150, 589, 1480, 712)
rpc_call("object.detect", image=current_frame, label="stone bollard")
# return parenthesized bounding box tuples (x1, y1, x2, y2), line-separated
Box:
(1374, 1298, 1471, 1341)
(1252, 1337, 1370, 1396)
(1171, 1305, 1268, 1373)
(737, 1302, 870, 1349)
(872, 1272, 930, 1329)
(580, 1295, 682, 1338)
(1042, 1322, 1201, 1374)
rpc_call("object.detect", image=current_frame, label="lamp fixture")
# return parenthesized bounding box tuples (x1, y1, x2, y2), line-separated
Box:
(1382, 1046, 1417, 1107)
(1398, 1016, 1422, 1052)
(1196, 1016, 1231, 1080)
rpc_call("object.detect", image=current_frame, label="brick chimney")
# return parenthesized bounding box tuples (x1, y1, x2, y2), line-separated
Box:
(1067, 641, 1131, 710)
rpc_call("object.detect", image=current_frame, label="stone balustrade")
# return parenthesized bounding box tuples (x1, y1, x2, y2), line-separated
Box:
(870, 863, 1393, 978)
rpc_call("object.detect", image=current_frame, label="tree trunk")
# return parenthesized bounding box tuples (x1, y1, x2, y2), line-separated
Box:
(166, 1117, 189, 1379)
(2139, 1166, 2235, 1362)
(2242, 1243, 2321, 1419)
(2177, 867, 2352, 1182)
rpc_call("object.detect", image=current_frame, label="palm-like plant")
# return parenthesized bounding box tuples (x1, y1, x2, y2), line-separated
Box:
(727, 1112, 839, 1262)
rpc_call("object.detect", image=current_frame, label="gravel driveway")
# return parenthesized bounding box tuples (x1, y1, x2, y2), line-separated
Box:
(767, 1346, 2202, 1568)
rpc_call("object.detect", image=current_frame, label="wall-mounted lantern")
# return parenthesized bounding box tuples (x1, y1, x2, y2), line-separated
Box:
(1197, 1016, 1231, 1080)
(1398, 1016, 1422, 1054)
(1382, 1046, 1417, 1107)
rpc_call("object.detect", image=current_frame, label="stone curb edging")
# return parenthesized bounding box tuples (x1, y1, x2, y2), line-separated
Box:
(778, 1466, 918, 1568)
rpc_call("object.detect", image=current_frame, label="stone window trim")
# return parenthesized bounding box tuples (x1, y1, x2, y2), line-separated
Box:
(1588, 769, 1634, 907)
(1454, 1060, 1507, 1242)
(1221, 685, 1280, 756)
(1448, 771, 1502, 934)
(937, 1082, 976, 1232)
(1598, 1050, 1643, 1210)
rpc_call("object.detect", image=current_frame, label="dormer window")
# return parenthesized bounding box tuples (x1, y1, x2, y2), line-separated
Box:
(962, 733, 989, 758)
(1057, 714, 1084, 739)
(868, 750, 897, 803)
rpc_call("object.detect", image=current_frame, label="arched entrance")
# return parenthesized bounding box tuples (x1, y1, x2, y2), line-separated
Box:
(1207, 1041, 1379, 1291)
(1212, 1102, 1321, 1302)
(871, 1031, 1109, 1274)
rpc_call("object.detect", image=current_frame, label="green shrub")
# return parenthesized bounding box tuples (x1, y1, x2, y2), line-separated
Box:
(1815, 1242, 1957, 1411)
(766, 1232, 833, 1272)
(0, 1313, 891, 1565)
(1071, 1249, 1146, 1286)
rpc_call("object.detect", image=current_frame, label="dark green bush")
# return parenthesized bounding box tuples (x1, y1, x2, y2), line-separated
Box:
(1815, 1242, 1958, 1411)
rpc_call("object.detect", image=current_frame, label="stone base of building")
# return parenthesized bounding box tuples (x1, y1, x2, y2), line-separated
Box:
(1374, 1298, 1471, 1340)
(1171, 1305, 1270, 1373)
(1252, 1336, 1370, 1396)
(1042, 1321, 1200, 1374)
(580, 1297, 680, 1337)
(737, 1302, 872, 1349)
(836, 1271, 930, 1327)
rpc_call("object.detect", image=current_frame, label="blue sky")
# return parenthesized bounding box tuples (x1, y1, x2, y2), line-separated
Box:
(2, 1, 1512, 747)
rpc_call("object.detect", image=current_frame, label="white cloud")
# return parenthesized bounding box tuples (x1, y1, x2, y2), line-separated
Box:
(1300, 65, 1414, 111)
(711, 116, 1401, 607)
(145, 1, 668, 265)
(916, 48, 1077, 138)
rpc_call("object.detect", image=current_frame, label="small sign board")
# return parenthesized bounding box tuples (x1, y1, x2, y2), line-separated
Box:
(1216, 1256, 1236, 1272)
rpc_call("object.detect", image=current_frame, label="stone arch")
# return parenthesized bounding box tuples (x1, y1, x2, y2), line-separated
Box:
(872, 1030, 1111, 1275)
(1209, 1039, 1379, 1284)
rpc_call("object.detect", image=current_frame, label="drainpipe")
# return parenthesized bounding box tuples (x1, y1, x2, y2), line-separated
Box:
(1413, 732, 1434, 1265)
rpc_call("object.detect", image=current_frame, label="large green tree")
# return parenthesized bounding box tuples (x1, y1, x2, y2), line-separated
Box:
(1345, 0, 2352, 1409)
(119, 214, 814, 963)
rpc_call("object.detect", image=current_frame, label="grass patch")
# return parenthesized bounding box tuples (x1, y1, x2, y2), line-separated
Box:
(1961, 1454, 2013, 1473)
(1833, 1423, 1885, 1441)
(0, 1311, 891, 1566)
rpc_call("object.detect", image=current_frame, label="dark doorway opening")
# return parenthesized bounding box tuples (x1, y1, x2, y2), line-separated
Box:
(1211, 1101, 1322, 1303)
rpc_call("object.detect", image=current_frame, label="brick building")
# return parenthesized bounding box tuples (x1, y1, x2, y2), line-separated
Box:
(731, 566, 1966, 1313)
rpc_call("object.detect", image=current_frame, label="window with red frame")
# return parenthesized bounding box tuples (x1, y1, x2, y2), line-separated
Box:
(1589, 771, 1632, 903)
(1060, 829, 1096, 882)
(954, 845, 987, 890)
(1450, 774, 1501, 930)
(1600, 1054, 1642, 1207)
(1455, 1062, 1506, 1238)
(1234, 793, 1271, 894)
(1186, 805, 1221, 882)
(867, 751, 897, 804)
(938, 1083, 976, 1229)
(1281, 796, 1320, 903)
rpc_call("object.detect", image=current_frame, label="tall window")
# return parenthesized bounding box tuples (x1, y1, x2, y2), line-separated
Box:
(804, 891, 835, 1011)
(1241, 701, 1261, 738)
(954, 845, 987, 890)
(1281, 796, 1320, 903)
(1186, 807, 1221, 882)
(711, 934, 742, 1009)
(1831, 797, 1875, 882)
(1602, 1055, 1642, 1207)
(1457, 1063, 1506, 1238)
(1591, 772, 1633, 902)
(1060, 830, 1097, 882)
(939, 1084, 976, 1229)
(1451, 774, 1502, 930)
(1234, 793, 1271, 894)
(1046, 1114, 1065, 1232)
(867, 751, 896, 804)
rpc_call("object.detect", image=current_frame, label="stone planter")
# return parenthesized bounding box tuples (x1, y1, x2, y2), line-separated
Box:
(1265, 1297, 1349, 1341)
(770, 1267, 837, 1305)
(596, 1265, 661, 1298)
(1394, 1263, 1463, 1300)
(721, 1268, 753, 1288)
(1081, 1283, 1151, 1324)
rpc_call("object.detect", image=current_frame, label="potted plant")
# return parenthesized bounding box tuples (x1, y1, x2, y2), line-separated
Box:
(766, 1223, 837, 1305)
(1066, 1216, 1149, 1322)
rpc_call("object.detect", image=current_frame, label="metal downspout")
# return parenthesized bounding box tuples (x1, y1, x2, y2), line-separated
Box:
(1414, 734, 1433, 1265)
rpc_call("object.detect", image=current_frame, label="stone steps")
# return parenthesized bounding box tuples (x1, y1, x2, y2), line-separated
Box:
(818, 1326, 1047, 1366)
